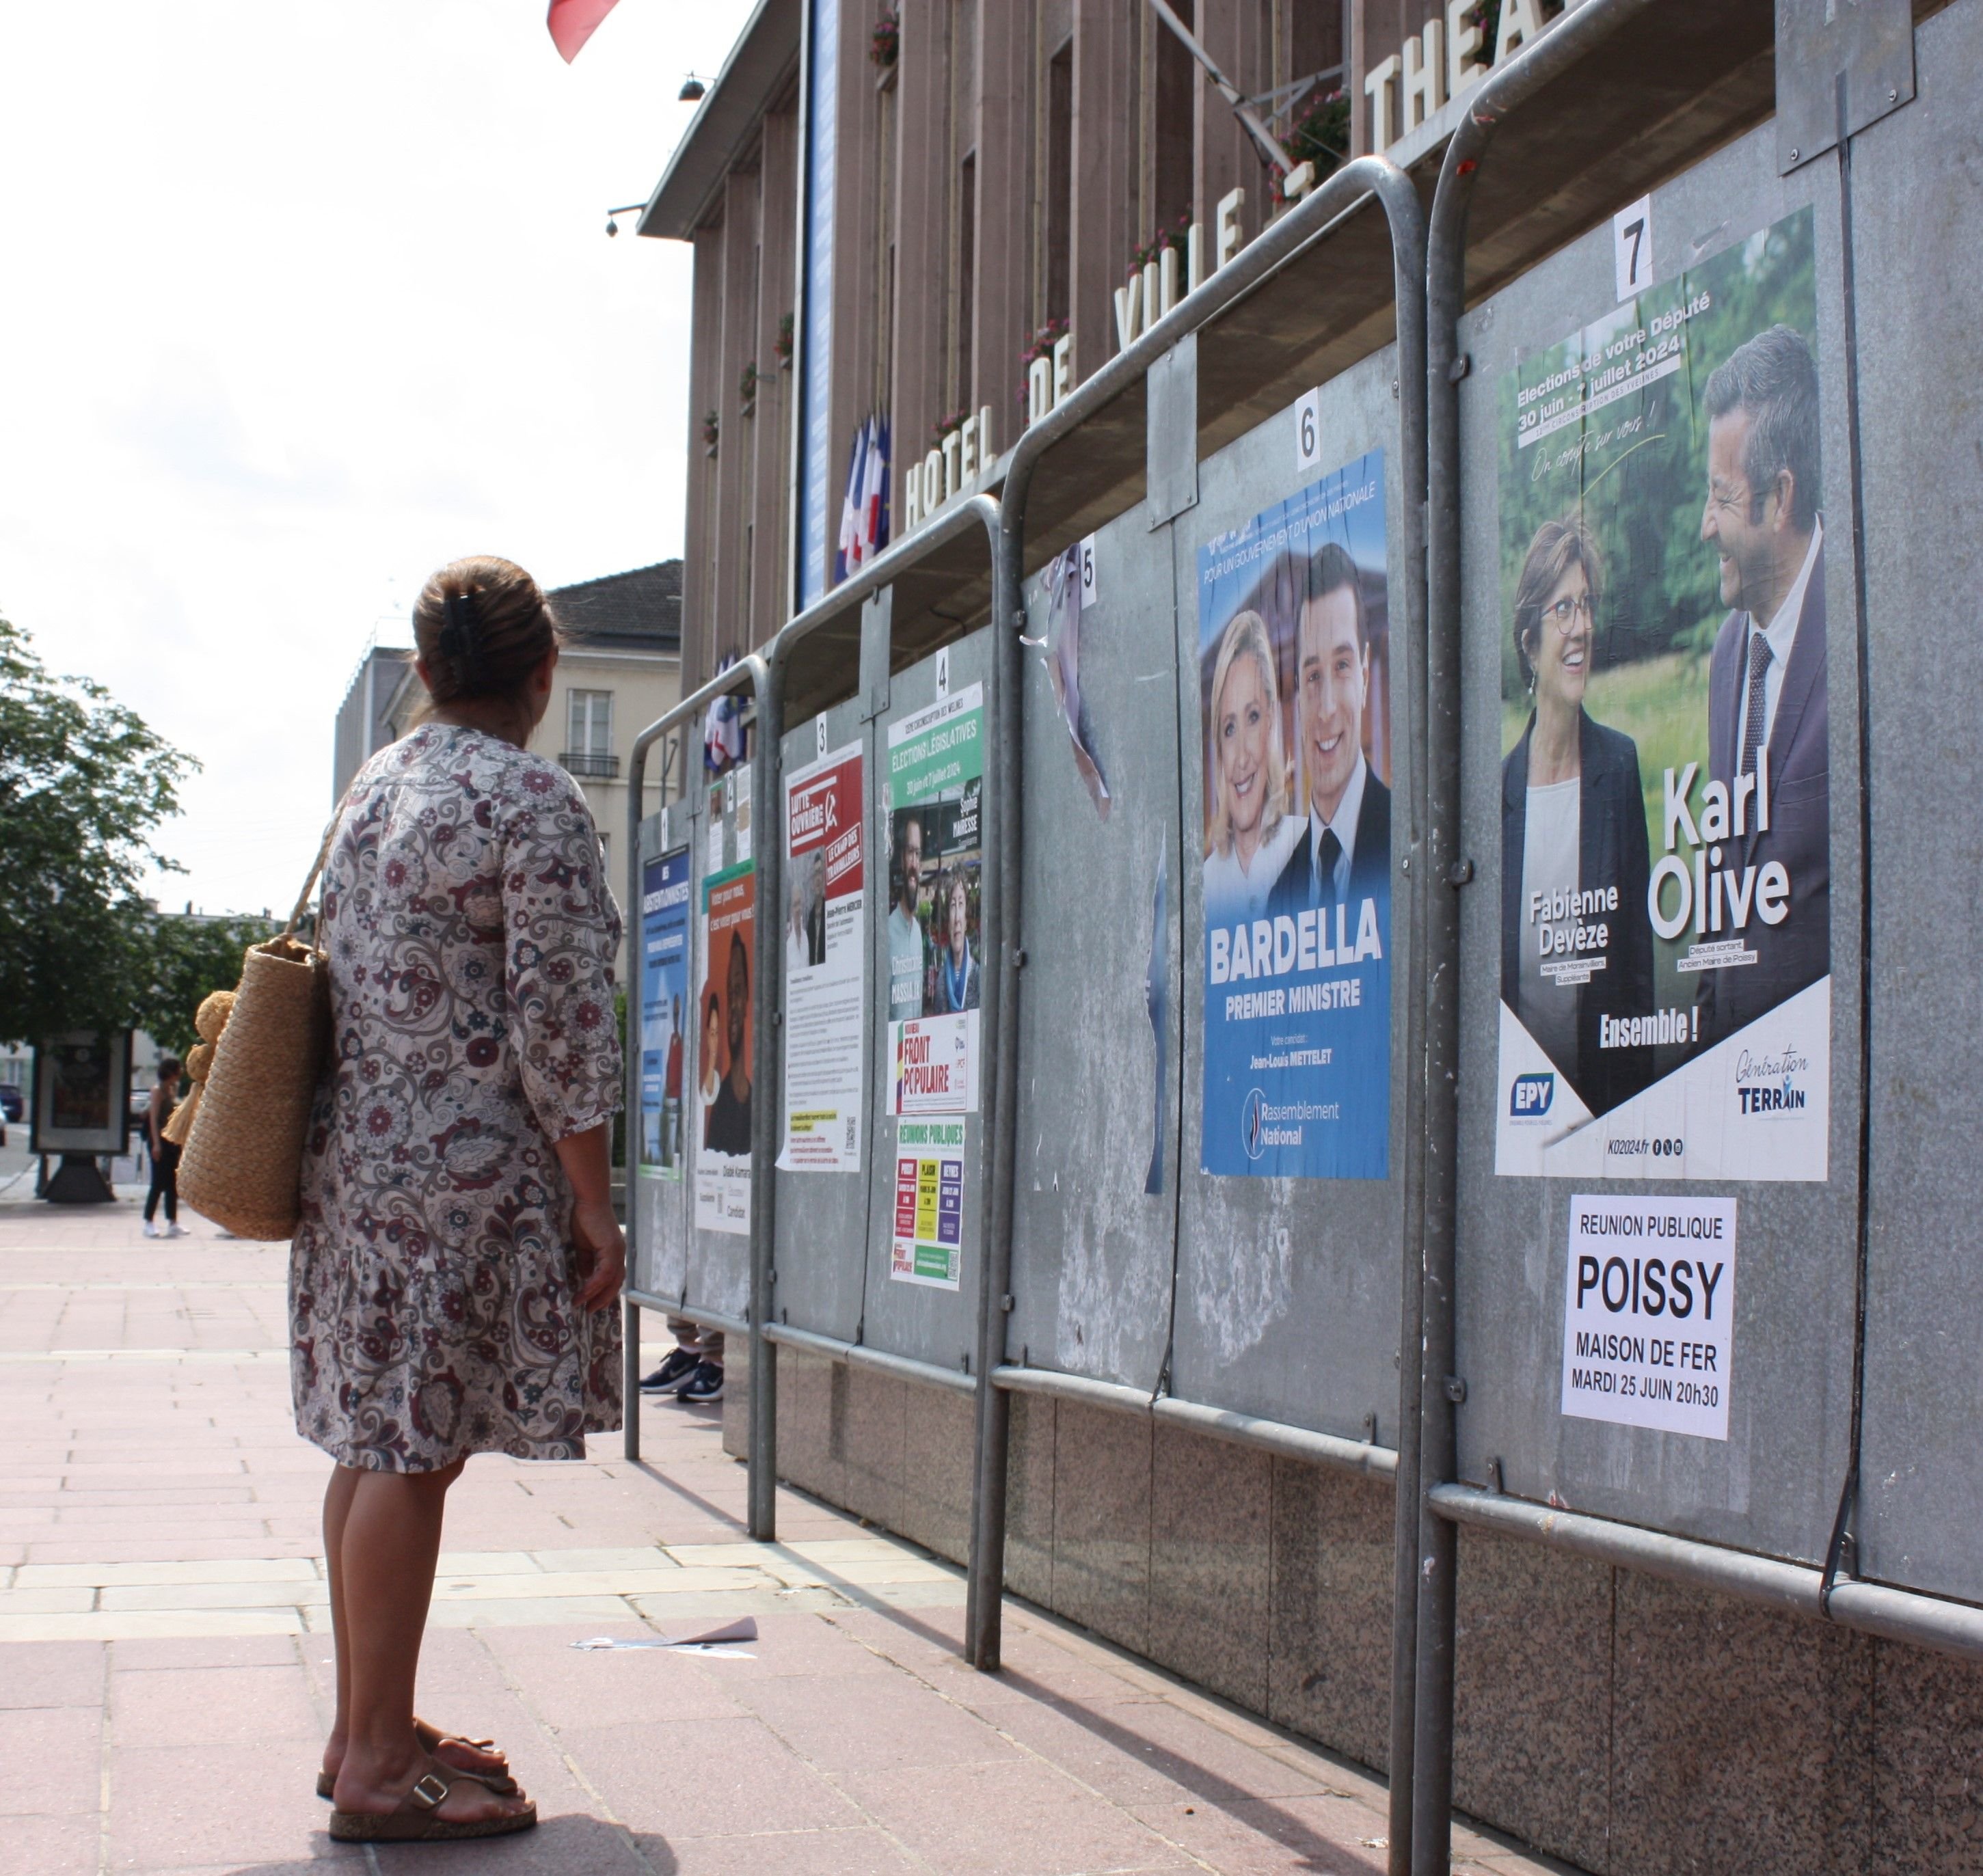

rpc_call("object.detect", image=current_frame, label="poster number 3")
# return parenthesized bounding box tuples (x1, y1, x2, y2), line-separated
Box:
(1613, 197, 1652, 304)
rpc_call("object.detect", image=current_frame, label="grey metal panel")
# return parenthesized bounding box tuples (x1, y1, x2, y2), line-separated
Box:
(856, 629, 991, 1376)
(1775, 0, 1915, 175)
(1168, 349, 1412, 1445)
(1850, 0, 1983, 1603)
(1450, 118, 1865, 1562)
(684, 765, 753, 1324)
(636, 796, 693, 1304)
(1146, 334, 1199, 527)
(771, 692, 872, 1344)
(1005, 506, 1183, 1391)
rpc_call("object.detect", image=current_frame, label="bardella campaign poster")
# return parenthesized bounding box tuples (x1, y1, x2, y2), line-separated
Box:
(779, 742, 865, 1171)
(1198, 452, 1391, 1180)
(1496, 208, 1828, 1181)
(638, 848, 690, 1179)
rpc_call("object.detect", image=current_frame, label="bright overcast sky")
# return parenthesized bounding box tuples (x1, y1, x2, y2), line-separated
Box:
(0, 0, 754, 918)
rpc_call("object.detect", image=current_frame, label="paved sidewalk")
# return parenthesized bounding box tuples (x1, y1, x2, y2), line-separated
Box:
(0, 1197, 1564, 1876)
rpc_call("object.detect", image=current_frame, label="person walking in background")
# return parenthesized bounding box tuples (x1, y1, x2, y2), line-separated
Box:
(640, 1317, 725, 1404)
(292, 556, 624, 1844)
(141, 1057, 185, 1239)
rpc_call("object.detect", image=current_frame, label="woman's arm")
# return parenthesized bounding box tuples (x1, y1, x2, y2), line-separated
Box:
(554, 1122, 625, 1313)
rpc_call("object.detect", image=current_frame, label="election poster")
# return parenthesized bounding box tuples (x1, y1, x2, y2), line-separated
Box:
(891, 1118, 966, 1288)
(638, 848, 691, 1178)
(885, 681, 983, 1115)
(1197, 451, 1392, 1180)
(1494, 207, 1828, 1182)
(694, 859, 755, 1234)
(779, 742, 866, 1171)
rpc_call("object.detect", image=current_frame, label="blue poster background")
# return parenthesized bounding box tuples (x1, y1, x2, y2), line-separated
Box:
(1197, 453, 1392, 1179)
(640, 848, 691, 1176)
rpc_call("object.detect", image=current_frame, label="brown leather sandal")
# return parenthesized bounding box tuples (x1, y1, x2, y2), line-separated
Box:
(316, 1723, 517, 1799)
(329, 1767, 537, 1843)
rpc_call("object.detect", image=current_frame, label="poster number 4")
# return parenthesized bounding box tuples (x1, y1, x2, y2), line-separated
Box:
(1295, 388, 1323, 472)
(1613, 197, 1652, 304)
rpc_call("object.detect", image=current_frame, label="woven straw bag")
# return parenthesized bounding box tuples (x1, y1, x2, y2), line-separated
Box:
(178, 813, 341, 1241)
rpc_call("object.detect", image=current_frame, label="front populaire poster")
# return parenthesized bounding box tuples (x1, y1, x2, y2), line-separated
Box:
(638, 848, 691, 1178)
(885, 681, 983, 1117)
(1197, 452, 1392, 1180)
(694, 859, 754, 1234)
(779, 741, 866, 1171)
(1495, 207, 1829, 1182)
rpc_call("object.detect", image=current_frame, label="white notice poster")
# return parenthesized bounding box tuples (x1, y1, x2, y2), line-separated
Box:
(1560, 1194, 1735, 1441)
(779, 740, 865, 1171)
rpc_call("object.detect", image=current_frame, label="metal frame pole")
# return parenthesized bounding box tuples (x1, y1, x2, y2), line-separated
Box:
(1411, 5, 1660, 1871)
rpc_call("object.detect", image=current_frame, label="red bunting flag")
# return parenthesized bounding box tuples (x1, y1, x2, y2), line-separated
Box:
(548, 0, 620, 62)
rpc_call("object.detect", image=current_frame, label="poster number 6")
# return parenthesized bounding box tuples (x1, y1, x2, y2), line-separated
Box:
(1295, 389, 1322, 472)
(1613, 197, 1652, 303)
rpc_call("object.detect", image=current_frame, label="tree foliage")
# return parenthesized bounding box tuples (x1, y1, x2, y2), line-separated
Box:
(0, 616, 200, 1046)
(129, 913, 273, 1059)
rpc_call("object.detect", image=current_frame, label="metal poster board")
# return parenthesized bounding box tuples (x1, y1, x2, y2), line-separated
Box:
(31, 1031, 131, 1157)
(1493, 207, 1827, 1184)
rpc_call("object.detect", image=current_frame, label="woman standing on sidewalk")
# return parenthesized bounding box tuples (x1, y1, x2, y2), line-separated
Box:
(141, 1058, 184, 1238)
(291, 556, 625, 1844)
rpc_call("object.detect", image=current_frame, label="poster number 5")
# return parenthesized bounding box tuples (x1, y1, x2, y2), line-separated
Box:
(1078, 534, 1097, 610)
(1294, 388, 1322, 472)
(1613, 197, 1652, 303)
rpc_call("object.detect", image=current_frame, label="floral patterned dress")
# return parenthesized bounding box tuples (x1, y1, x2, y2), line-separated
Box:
(291, 723, 623, 1471)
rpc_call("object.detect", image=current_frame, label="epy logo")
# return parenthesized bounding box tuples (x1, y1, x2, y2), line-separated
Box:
(1510, 1072, 1554, 1117)
(1241, 1088, 1268, 1160)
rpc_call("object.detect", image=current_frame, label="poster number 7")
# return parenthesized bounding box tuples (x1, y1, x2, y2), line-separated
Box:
(1613, 197, 1651, 304)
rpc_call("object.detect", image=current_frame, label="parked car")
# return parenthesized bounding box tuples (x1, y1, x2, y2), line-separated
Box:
(0, 1085, 23, 1123)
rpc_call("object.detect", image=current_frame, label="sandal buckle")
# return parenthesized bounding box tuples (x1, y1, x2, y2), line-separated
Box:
(410, 1772, 450, 1809)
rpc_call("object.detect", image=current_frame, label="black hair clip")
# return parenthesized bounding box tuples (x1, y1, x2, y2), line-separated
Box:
(437, 588, 483, 684)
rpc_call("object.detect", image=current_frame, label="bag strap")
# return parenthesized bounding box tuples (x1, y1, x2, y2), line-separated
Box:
(283, 791, 353, 942)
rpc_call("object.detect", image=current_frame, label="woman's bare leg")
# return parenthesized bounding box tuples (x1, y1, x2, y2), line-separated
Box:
(327, 1460, 527, 1821)
(321, 1462, 507, 1786)
(319, 1465, 360, 1783)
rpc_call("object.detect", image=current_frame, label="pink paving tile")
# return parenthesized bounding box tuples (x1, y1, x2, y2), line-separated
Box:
(653, 1825, 925, 1875)
(111, 1663, 321, 1748)
(104, 1739, 358, 1868)
(836, 1756, 1198, 1875)
(0, 1640, 105, 1709)
(0, 1706, 100, 1815)
(1127, 1794, 1392, 1876)
(556, 1715, 867, 1838)
(468, 1624, 753, 1730)
(0, 1809, 100, 1876)
(111, 1634, 305, 1672)
(732, 1670, 1019, 1776)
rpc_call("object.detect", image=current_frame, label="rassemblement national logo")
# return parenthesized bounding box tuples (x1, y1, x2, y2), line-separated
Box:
(1241, 1087, 1268, 1160)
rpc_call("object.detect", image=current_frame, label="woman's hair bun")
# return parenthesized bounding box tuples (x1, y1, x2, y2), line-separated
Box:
(412, 556, 561, 711)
